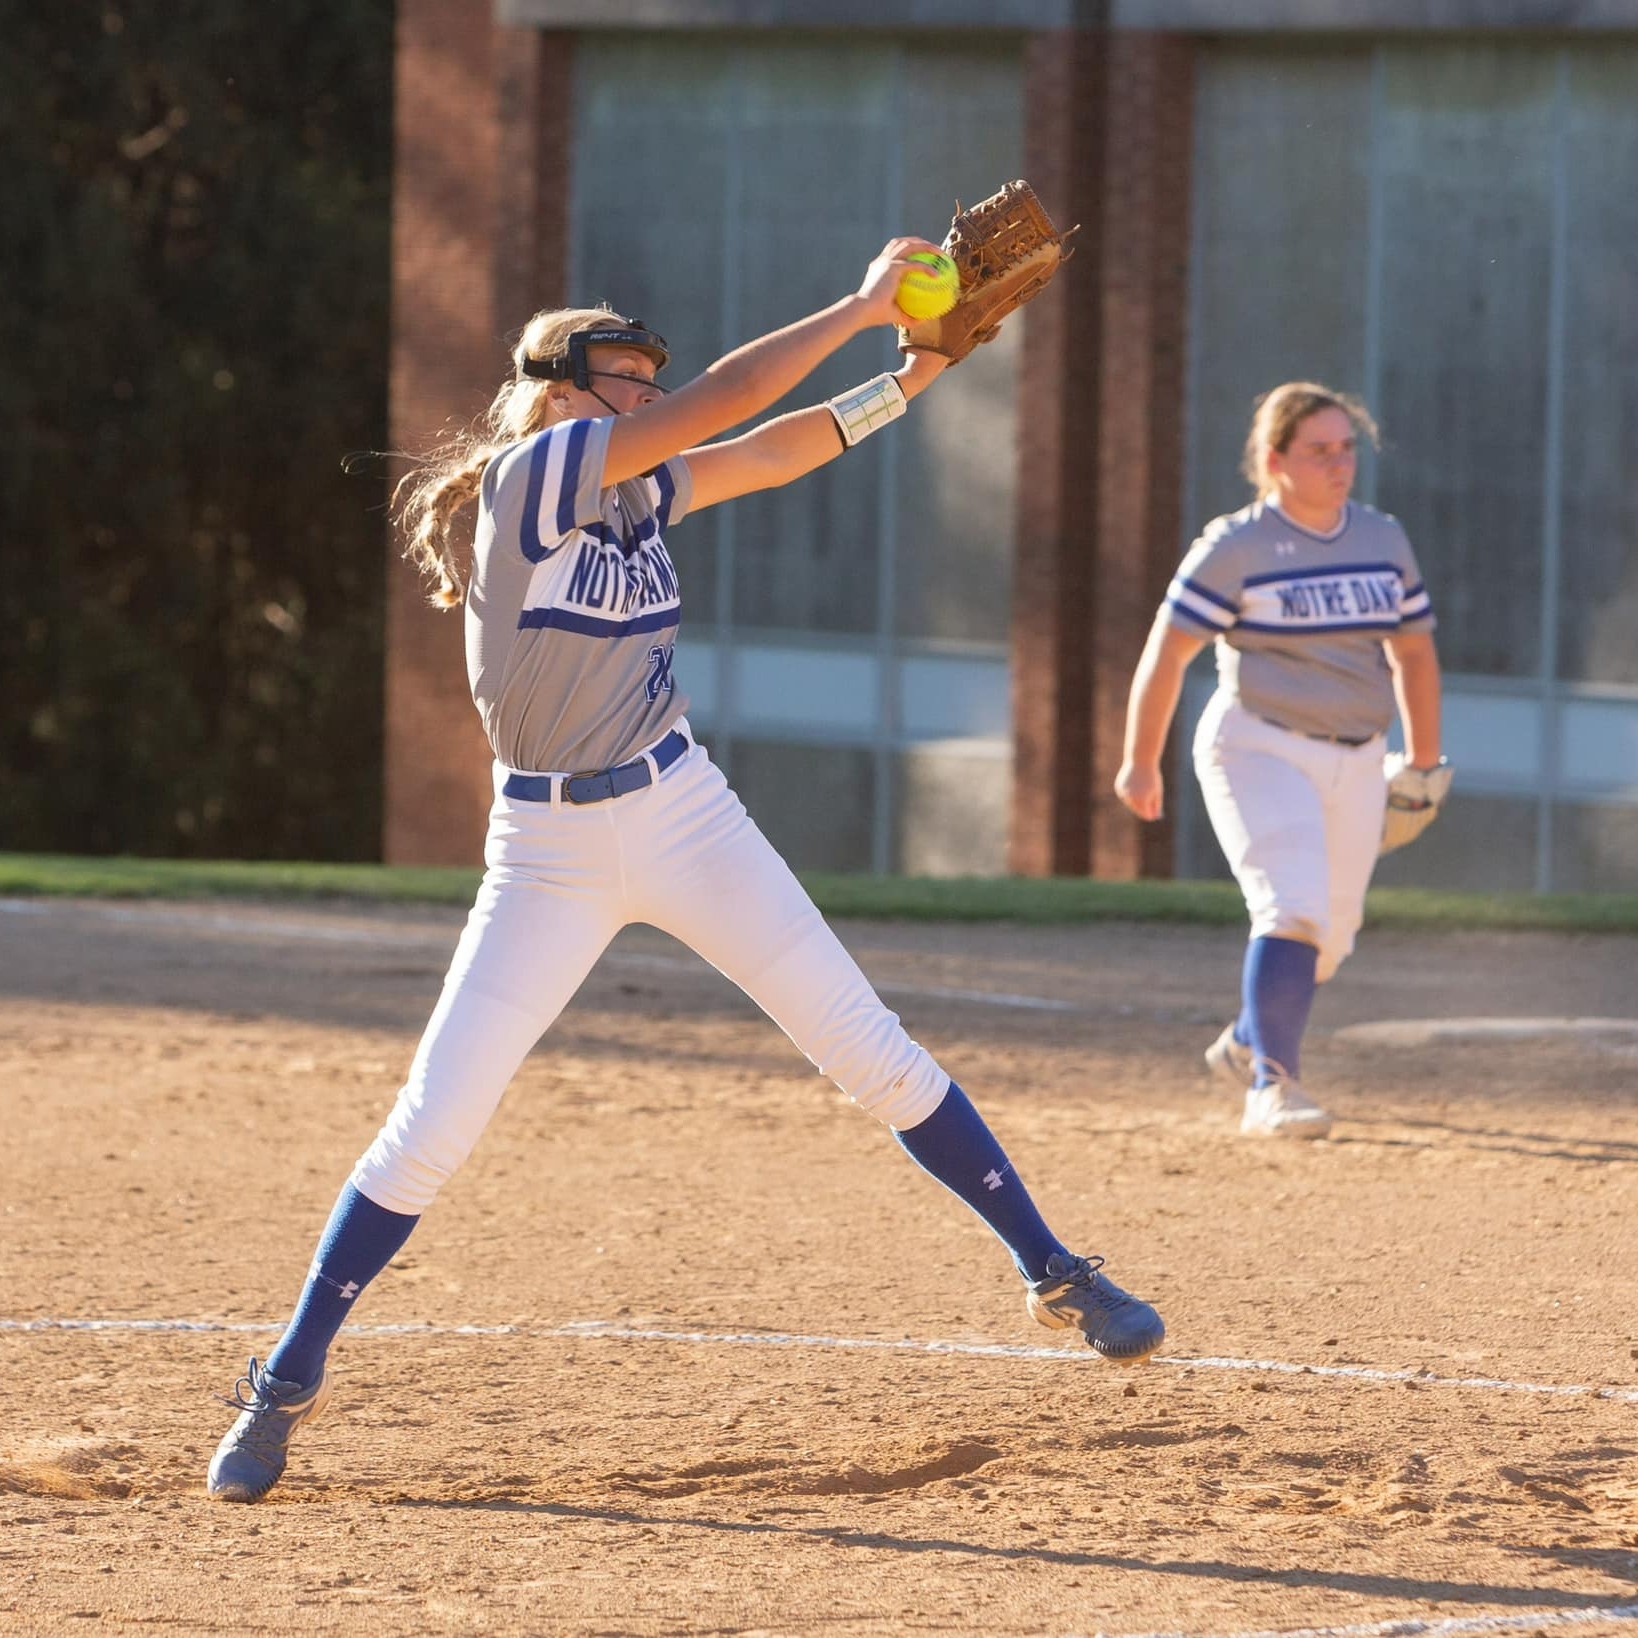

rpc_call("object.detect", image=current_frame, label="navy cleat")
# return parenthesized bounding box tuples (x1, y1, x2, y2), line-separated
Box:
(207, 1357, 331, 1503)
(1027, 1252, 1166, 1364)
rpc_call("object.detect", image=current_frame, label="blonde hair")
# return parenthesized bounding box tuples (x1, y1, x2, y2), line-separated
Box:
(1241, 381, 1380, 496)
(394, 305, 628, 607)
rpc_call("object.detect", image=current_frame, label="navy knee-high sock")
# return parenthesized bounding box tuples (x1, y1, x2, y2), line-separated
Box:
(1241, 935, 1319, 1087)
(893, 1082, 1068, 1283)
(265, 1184, 421, 1389)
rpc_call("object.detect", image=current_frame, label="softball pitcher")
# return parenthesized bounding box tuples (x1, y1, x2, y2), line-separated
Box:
(207, 236, 1163, 1503)
(1115, 382, 1445, 1140)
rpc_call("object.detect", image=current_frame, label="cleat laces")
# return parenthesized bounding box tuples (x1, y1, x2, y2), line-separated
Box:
(1041, 1253, 1120, 1307)
(220, 1357, 283, 1413)
(216, 1359, 309, 1463)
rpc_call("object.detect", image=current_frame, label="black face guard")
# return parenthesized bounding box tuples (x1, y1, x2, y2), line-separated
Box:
(520, 322, 670, 391)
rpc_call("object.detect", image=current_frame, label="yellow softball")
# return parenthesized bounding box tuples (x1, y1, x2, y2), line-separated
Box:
(895, 251, 960, 322)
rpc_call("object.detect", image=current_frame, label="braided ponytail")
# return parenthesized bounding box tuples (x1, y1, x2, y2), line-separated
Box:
(393, 304, 626, 607)
(395, 445, 496, 608)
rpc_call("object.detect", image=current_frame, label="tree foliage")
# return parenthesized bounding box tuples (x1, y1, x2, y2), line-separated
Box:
(0, 1, 394, 858)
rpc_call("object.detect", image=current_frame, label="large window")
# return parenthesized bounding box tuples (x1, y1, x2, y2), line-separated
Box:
(1182, 39, 1638, 892)
(572, 35, 1023, 872)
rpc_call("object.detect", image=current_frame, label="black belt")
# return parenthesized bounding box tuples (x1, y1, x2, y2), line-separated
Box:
(503, 729, 688, 805)
(1254, 713, 1377, 748)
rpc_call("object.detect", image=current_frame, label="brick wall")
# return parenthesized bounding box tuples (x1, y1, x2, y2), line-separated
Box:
(1089, 32, 1194, 880)
(1009, 28, 1194, 879)
(1008, 28, 1107, 878)
(382, 1, 571, 865)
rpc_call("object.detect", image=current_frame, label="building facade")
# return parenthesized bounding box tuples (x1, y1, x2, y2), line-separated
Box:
(385, 1, 1638, 892)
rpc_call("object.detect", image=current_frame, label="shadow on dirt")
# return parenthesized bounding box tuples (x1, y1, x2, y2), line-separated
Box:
(1335, 1115, 1638, 1166)
(387, 1493, 1638, 1613)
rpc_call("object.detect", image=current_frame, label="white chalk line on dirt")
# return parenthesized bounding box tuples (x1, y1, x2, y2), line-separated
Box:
(4, 1316, 1636, 1406)
(4, 1321, 1633, 1638)
(6, 1331, 1635, 1638)
(1086, 1602, 1638, 1638)
(0, 897, 1083, 1013)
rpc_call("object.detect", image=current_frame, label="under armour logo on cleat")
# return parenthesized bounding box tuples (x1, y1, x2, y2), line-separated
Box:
(982, 1169, 1004, 1191)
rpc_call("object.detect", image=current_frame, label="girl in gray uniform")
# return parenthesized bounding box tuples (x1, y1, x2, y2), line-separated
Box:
(1115, 382, 1445, 1139)
(207, 238, 1164, 1503)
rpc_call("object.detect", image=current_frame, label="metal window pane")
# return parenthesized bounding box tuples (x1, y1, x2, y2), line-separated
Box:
(893, 48, 1024, 643)
(1550, 800, 1638, 893)
(1187, 45, 1373, 533)
(573, 39, 736, 628)
(1369, 794, 1540, 893)
(1373, 44, 1556, 679)
(1559, 696, 1638, 797)
(728, 44, 899, 636)
(1558, 48, 1638, 687)
(729, 739, 877, 872)
(891, 744, 1011, 876)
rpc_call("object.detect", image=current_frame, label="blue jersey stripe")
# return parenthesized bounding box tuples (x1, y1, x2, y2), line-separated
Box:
(1177, 575, 1239, 614)
(519, 428, 558, 564)
(582, 516, 658, 554)
(1241, 561, 1402, 589)
(555, 420, 592, 537)
(520, 421, 596, 563)
(653, 463, 677, 534)
(1167, 599, 1227, 635)
(1236, 617, 1402, 635)
(517, 605, 681, 639)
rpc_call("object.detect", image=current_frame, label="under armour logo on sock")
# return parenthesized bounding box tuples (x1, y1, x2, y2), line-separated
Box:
(982, 1168, 1005, 1191)
(316, 1271, 361, 1300)
(338, 1281, 360, 1300)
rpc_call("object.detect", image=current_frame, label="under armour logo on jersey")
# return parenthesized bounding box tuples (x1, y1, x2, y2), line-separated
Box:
(1275, 539, 1297, 557)
(982, 1168, 1005, 1191)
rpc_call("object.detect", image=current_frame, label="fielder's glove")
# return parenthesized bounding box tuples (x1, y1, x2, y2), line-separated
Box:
(1380, 753, 1455, 854)
(897, 179, 1075, 363)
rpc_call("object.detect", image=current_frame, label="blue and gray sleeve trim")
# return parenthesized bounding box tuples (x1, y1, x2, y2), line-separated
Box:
(1166, 574, 1238, 632)
(519, 421, 596, 564)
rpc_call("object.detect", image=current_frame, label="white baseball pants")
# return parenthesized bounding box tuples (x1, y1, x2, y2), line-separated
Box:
(1192, 692, 1387, 985)
(352, 726, 949, 1215)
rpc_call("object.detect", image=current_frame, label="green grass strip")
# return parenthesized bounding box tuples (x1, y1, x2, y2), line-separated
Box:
(2, 852, 1635, 934)
(0, 853, 480, 907)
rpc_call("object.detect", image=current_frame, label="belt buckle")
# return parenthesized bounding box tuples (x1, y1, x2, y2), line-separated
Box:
(563, 768, 613, 805)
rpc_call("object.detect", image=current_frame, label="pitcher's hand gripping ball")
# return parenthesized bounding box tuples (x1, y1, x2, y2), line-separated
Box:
(895, 251, 960, 322)
(1380, 753, 1455, 854)
(897, 179, 1075, 362)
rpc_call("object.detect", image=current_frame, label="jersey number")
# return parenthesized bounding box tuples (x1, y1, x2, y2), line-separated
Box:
(644, 643, 675, 703)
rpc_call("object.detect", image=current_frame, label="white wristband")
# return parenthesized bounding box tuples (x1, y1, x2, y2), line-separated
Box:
(825, 372, 907, 450)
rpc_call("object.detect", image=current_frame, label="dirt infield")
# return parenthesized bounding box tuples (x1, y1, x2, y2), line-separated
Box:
(2, 897, 1636, 1637)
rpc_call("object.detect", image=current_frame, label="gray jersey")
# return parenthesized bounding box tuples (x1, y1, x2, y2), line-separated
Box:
(1164, 499, 1436, 741)
(466, 416, 694, 772)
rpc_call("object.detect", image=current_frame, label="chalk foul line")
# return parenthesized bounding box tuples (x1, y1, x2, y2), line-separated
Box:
(2, 1312, 1635, 1638)
(1085, 1602, 1638, 1638)
(2, 1316, 1634, 1405)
